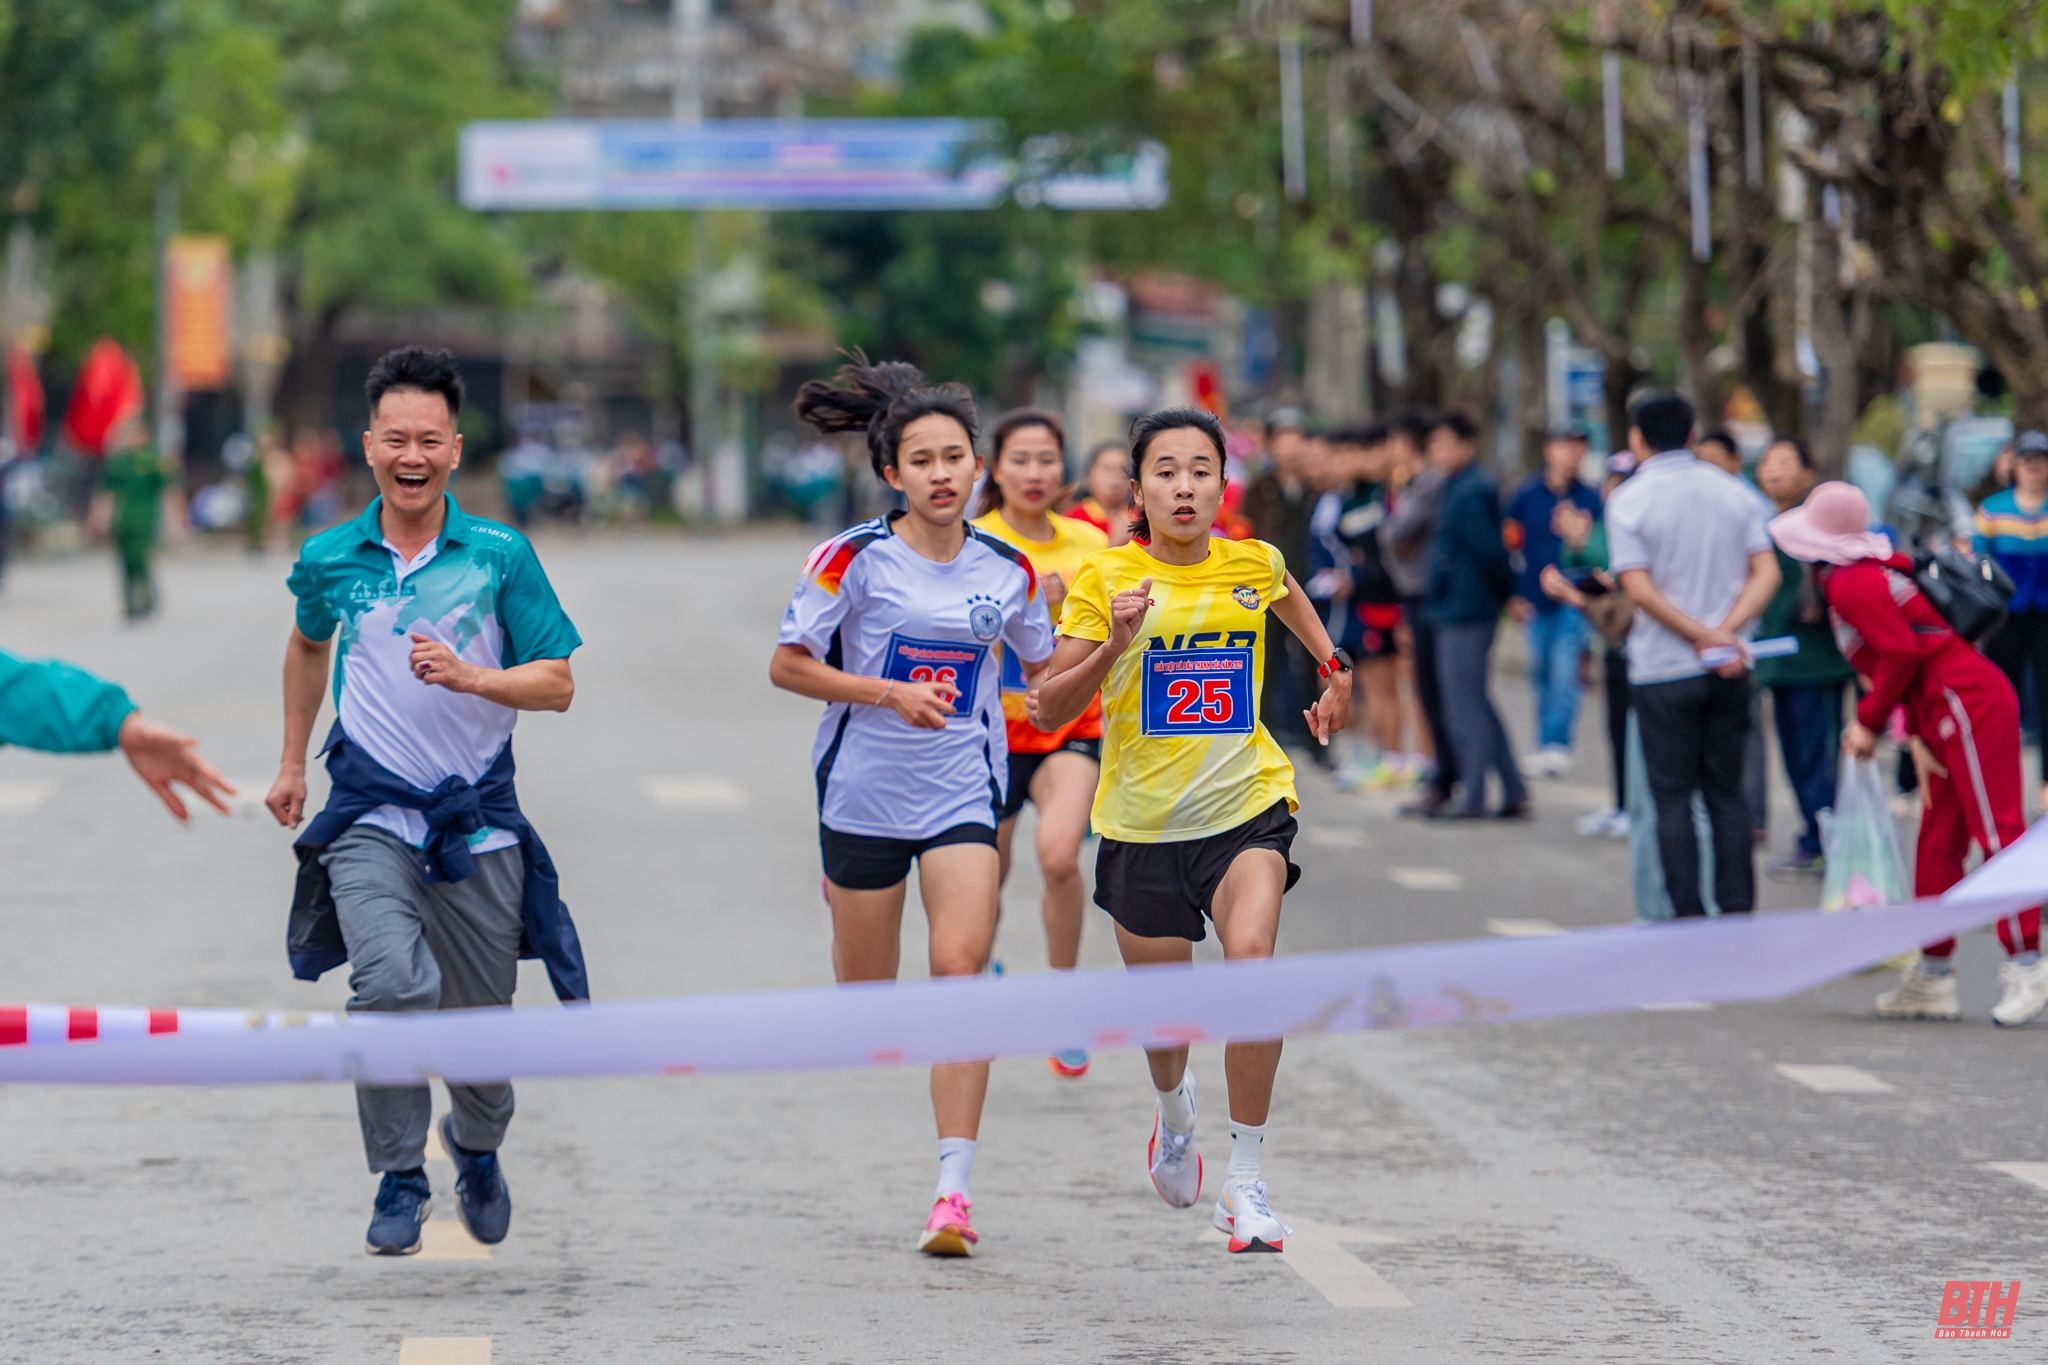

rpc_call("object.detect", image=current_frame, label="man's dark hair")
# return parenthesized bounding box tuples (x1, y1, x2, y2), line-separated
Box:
(1393, 409, 1436, 448)
(1769, 435, 1815, 470)
(794, 351, 980, 478)
(1328, 422, 1387, 449)
(1629, 390, 1696, 452)
(366, 346, 464, 420)
(1428, 409, 1478, 442)
(1127, 407, 1227, 542)
(1697, 430, 1740, 460)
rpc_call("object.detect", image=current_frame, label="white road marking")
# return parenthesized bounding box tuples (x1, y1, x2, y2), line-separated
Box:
(399, 1339, 490, 1365)
(0, 779, 55, 815)
(1485, 917, 1563, 936)
(415, 1222, 491, 1260)
(1200, 1217, 1410, 1307)
(1773, 1064, 1895, 1094)
(1304, 825, 1366, 850)
(1389, 866, 1463, 891)
(1984, 1162, 2048, 1194)
(424, 1126, 449, 1162)
(643, 776, 748, 809)
(1640, 1000, 1712, 1011)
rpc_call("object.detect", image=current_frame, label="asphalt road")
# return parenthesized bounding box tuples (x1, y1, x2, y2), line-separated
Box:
(2, 530, 2043, 1364)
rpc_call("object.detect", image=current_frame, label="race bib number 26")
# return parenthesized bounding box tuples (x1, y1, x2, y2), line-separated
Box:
(1140, 648, 1255, 736)
(882, 634, 986, 719)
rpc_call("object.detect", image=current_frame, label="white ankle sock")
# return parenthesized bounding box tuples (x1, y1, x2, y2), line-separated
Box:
(1154, 1071, 1196, 1132)
(1227, 1122, 1265, 1185)
(934, 1138, 976, 1200)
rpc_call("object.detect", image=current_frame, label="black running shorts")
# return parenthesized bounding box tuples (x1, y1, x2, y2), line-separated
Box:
(820, 822, 998, 892)
(1092, 800, 1301, 942)
(998, 737, 1103, 822)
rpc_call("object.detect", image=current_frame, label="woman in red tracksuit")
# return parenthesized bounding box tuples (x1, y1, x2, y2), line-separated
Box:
(1771, 481, 2048, 1026)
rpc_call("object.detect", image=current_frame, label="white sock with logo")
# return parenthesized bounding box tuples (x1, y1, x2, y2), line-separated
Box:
(1155, 1070, 1196, 1133)
(1227, 1121, 1266, 1187)
(934, 1138, 977, 1201)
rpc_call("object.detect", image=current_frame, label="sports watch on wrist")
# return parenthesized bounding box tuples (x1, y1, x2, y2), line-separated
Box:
(1317, 648, 1354, 679)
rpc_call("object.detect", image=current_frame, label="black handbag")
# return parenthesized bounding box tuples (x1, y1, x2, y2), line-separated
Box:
(1913, 544, 2015, 643)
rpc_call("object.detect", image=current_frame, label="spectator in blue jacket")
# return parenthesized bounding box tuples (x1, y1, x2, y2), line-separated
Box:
(1423, 410, 1529, 819)
(1975, 429, 2048, 794)
(1505, 423, 1602, 778)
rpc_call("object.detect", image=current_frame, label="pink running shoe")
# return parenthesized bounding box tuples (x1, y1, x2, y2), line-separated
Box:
(917, 1193, 978, 1257)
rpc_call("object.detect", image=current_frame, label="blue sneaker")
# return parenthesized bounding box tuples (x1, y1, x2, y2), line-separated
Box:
(365, 1169, 431, 1255)
(1048, 1048, 1090, 1078)
(440, 1114, 512, 1245)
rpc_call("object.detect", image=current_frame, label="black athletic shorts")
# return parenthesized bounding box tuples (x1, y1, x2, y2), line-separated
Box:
(1092, 800, 1301, 942)
(820, 822, 998, 892)
(998, 736, 1104, 821)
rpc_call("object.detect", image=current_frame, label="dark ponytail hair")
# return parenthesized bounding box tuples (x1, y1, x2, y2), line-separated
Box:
(977, 407, 1069, 516)
(1126, 407, 1227, 543)
(793, 351, 981, 478)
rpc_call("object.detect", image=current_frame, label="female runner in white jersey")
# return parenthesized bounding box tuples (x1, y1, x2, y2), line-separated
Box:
(969, 408, 1108, 1079)
(769, 357, 1056, 1257)
(1034, 407, 1350, 1253)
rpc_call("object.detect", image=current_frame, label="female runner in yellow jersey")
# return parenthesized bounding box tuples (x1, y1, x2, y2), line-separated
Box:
(1034, 407, 1350, 1254)
(969, 408, 1109, 1079)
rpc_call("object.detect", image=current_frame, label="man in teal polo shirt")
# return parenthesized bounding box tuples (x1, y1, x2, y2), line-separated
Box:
(264, 346, 581, 1256)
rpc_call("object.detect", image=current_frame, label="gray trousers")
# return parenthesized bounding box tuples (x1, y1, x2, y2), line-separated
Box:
(321, 825, 524, 1173)
(1435, 620, 1529, 815)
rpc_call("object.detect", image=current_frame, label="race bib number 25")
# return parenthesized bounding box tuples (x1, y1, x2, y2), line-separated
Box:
(882, 634, 986, 719)
(1140, 647, 1254, 736)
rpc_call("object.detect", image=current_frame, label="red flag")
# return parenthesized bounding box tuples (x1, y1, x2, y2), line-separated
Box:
(60, 338, 145, 457)
(5, 345, 42, 451)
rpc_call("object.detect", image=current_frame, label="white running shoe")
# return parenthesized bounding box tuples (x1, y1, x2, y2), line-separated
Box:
(1874, 965, 1961, 1020)
(1148, 1071, 1201, 1207)
(1575, 807, 1618, 837)
(1991, 956, 2048, 1027)
(1214, 1180, 1291, 1253)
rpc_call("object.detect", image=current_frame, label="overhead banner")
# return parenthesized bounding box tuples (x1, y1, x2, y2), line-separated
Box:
(2, 815, 2043, 1086)
(458, 118, 1167, 212)
(165, 234, 232, 390)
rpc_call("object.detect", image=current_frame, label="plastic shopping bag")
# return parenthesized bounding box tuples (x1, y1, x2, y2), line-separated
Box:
(1818, 754, 1911, 910)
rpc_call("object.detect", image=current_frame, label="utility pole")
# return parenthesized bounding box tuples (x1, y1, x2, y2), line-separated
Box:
(673, 0, 722, 521)
(153, 0, 182, 468)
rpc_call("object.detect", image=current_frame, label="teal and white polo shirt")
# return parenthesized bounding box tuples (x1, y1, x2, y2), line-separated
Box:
(287, 495, 582, 853)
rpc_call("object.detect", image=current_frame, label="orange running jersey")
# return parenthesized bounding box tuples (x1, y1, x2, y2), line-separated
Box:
(971, 508, 1110, 753)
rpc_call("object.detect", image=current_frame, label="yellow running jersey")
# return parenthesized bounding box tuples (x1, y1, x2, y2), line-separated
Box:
(1059, 538, 1298, 842)
(971, 509, 1109, 752)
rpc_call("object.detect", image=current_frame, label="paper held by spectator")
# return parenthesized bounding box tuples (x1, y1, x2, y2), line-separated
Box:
(1698, 634, 1798, 669)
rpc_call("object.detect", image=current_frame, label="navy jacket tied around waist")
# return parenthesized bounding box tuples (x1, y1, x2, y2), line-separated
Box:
(289, 720, 589, 1002)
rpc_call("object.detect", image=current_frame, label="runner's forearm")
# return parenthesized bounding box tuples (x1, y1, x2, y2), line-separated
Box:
(1271, 574, 1337, 660)
(1035, 637, 1120, 730)
(466, 658, 574, 712)
(279, 630, 331, 771)
(769, 643, 896, 707)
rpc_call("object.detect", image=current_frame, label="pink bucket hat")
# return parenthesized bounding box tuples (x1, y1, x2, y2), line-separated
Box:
(1768, 481, 1894, 565)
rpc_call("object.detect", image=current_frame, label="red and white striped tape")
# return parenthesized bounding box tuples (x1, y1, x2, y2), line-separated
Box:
(0, 1004, 342, 1047)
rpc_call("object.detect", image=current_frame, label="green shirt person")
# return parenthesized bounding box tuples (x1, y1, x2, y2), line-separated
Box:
(96, 418, 170, 619)
(0, 647, 234, 819)
(1755, 437, 1857, 877)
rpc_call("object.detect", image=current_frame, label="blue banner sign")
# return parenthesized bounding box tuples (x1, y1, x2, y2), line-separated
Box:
(459, 118, 1167, 212)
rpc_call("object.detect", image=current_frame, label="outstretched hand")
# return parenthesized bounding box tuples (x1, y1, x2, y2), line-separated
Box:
(117, 712, 236, 822)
